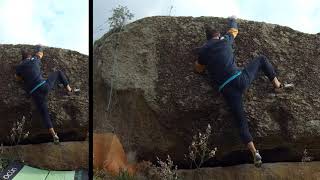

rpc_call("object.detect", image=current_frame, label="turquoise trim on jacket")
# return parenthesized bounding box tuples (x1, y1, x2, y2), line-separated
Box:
(29, 80, 46, 94)
(218, 71, 242, 92)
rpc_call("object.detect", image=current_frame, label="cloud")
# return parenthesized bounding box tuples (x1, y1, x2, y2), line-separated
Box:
(237, 0, 320, 34)
(173, 0, 240, 17)
(0, 0, 88, 54)
(0, 0, 47, 44)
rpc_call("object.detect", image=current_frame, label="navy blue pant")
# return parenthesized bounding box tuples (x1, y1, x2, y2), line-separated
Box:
(221, 55, 276, 144)
(31, 70, 69, 129)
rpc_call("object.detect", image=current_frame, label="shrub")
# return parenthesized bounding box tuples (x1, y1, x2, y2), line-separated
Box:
(185, 124, 217, 169)
(108, 5, 134, 32)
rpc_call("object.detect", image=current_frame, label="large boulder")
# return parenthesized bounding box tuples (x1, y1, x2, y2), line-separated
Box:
(93, 16, 320, 166)
(0, 44, 88, 144)
(1, 141, 88, 170)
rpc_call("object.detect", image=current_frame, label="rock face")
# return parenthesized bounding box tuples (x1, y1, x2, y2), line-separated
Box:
(178, 162, 320, 180)
(1, 141, 88, 170)
(0, 44, 88, 144)
(93, 16, 320, 166)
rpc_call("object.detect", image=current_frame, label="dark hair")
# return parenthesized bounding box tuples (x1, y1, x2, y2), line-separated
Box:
(205, 25, 220, 40)
(21, 49, 32, 60)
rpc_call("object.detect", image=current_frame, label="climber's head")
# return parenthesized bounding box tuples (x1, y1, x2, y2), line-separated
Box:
(21, 49, 32, 60)
(205, 25, 220, 40)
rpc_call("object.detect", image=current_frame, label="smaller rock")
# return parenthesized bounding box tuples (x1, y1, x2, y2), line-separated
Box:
(1, 141, 88, 170)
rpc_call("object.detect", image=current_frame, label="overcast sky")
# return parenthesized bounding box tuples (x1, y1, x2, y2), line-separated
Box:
(0, 0, 88, 54)
(94, 0, 320, 41)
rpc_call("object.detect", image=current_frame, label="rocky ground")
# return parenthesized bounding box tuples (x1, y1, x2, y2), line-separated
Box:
(1, 141, 88, 170)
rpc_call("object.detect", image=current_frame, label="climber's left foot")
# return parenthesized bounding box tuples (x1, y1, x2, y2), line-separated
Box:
(53, 133, 60, 144)
(253, 150, 262, 168)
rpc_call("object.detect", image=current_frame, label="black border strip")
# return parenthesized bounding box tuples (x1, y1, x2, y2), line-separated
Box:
(88, 0, 93, 179)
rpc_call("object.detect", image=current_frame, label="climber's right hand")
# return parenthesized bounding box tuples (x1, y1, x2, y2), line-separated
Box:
(228, 15, 237, 20)
(35, 44, 44, 59)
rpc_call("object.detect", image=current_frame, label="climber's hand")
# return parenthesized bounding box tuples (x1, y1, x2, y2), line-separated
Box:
(194, 61, 206, 74)
(35, 44, 44, 51)
(35, 44, 44, 59)
(15, 74, 23, 81)
(228, 15, 237, 20)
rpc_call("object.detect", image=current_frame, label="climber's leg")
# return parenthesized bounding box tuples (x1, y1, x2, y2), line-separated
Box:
(272, 77, 281, 88)
(222, 90, 253, 145)
(32, 91, 59, 144)
(32, 93, 53, 129)
(243, 55, 281, 89)
(47, 70, 72, 92)
(222, 86, 262, 167)
(247, 142, 257, 154)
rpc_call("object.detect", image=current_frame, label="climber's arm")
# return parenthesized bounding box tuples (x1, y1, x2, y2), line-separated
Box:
(195, 60, 206, 73)
(223, 15, 238, 44)
(15, 74, 23, 81)
(15, 66, 23, 81)
(193, 46, 207, 74)
(35, 45, 44, 59)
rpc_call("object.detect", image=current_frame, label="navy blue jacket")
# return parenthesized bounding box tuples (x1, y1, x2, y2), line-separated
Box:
(197, 18, 239, 86)
(16, 56, 44, 93)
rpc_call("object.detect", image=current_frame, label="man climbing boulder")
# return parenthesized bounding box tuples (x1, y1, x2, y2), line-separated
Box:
(15, 45, 79, 144)
(194, 15, 290, 167)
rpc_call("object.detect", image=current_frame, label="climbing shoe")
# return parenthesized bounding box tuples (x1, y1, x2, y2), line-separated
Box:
(66, 88, 80, 96)
(53, 133, 60, 144)
(253, 150, 262, 168)
(274, 83, 294, 93)
(73, 88, 81, 94)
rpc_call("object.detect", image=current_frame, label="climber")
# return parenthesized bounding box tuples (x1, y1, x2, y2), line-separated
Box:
(15, 45, 76, 144)
(194, 15, 285, 167)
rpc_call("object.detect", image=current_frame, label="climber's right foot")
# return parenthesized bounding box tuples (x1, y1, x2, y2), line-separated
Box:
(253, 150, 262, 168)
(73, 88, 80, 94)
(274, 83, 294, 93)
(66, 88, 80, 96)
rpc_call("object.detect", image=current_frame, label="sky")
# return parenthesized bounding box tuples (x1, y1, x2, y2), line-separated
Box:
(94, 0, 320, 41)
(0, 0, 88, 55)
